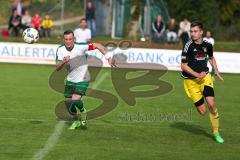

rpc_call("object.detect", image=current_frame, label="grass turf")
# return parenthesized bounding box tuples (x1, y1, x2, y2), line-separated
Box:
(0, 63, 239, 160)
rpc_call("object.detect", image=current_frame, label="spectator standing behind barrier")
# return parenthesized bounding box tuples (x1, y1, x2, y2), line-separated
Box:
(85, 1, 96, 37)
(12, 0, 24, 16)
(8, 9, 22, 37)
(166, 18, 178, 44)
(178, 18, 190, 46)
(32, 14, 42, 35)
(21, 10, 32, 30)
(42, 14, 53, 39)
(74, 18, 91, 43)
(152, 15, 165, 43)
(203, 31, 215, 46)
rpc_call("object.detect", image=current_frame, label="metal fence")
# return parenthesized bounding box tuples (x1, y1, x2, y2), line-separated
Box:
(140, 0, 170, 37)
(91, 0, 112, 36)
(91, 0, 131, 37)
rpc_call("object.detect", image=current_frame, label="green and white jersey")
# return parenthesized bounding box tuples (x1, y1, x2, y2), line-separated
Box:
(56, 42, 93, 83)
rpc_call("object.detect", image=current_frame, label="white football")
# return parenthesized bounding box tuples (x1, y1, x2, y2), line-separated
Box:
(22, 28, 39, 44)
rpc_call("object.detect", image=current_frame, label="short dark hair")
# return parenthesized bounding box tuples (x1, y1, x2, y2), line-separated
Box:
(80, 18, 87, 22)
(191, 21, 203, 30)
(63, 30, 74, 36)
(12, 8, 17, 13)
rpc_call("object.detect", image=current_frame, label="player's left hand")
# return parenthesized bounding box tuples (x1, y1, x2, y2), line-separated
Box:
(108, 57, 117, 67)
(215, 73, 224, 82)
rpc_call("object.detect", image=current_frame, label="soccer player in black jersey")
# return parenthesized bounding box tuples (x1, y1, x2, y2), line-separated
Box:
(181, 21, 224, 143)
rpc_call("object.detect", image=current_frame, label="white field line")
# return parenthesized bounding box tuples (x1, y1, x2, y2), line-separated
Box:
(32, 72, 108, 160)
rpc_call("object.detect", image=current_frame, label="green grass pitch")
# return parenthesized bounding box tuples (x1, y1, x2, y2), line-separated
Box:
(0, 63, 239, 160)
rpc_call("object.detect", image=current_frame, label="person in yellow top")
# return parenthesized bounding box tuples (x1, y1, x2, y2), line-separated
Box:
(42, 14, 53, 38)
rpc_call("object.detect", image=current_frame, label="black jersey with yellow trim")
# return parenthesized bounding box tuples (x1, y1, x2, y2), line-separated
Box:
(181, 39, 213, 79)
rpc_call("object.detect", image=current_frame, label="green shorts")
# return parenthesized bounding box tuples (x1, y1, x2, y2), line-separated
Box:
(64, 81, 89, 98)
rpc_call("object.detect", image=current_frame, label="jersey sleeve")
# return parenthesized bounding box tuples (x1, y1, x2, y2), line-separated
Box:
(88, 29, 92, 39)
(181, 44, 190, 63)
(207, 43, 213, 58)
(56, 48, 63, 63)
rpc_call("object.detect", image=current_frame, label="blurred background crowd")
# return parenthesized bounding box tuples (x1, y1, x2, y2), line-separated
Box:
(0, 0, 239, 48)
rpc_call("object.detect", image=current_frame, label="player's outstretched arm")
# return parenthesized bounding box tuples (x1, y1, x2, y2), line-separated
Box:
(56, 56, 70, 71)
(92, 43, 106, 55)
(92, 43, 116, 67)
(209, 56, 224, 81)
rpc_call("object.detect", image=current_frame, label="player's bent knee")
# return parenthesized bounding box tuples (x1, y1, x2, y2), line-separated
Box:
(203, 86, 214, 97)
(72, 94, 82, 100)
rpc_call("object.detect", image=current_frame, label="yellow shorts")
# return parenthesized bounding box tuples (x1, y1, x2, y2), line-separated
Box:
(183, 73, 214, 103)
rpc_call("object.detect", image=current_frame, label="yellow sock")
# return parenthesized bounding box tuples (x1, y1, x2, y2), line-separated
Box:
(209, 109, 219, 134)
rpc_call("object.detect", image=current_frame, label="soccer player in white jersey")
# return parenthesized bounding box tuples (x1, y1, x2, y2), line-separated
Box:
(203, 31, 215, 46)
(56, 30, 115, 130)
(74, 18, 91, 43)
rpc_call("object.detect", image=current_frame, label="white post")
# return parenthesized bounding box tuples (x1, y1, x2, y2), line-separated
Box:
(60, 0, 65, 33)
(84, 0, 86, 17)
(111, 0, 116, 38)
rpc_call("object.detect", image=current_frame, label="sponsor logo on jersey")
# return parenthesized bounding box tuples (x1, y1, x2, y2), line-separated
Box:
(195, 53, 206, 61)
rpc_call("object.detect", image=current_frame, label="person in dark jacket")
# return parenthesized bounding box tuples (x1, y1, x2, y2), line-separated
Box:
(85, 1, 96, 37)
(8, 9, 22, 37)
(152, 15, 165, 43)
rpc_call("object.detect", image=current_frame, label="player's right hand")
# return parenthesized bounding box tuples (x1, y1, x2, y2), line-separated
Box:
(63, 56, 70, 63)
(198, 72, 206, 79)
